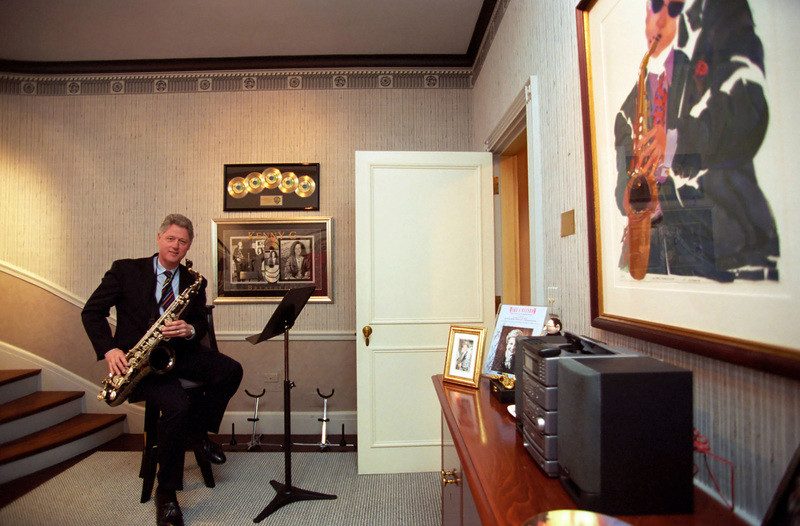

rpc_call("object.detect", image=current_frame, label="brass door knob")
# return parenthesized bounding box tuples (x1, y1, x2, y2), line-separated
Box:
(362, 325, 373, 346)
(440, 468, 461, 486)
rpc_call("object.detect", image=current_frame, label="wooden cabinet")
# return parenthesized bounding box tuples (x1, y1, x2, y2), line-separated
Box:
(433, 375, 746, 526)
(441, 411, 479, 525)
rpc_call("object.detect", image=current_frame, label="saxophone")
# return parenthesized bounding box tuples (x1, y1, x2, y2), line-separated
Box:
(97, 261, 205, 407)
(623, 38, 661, 280)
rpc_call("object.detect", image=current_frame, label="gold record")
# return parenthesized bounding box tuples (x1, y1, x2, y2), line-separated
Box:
(245, 171, 264, 193)
(227, 177, 248, 199)
(278, 171, 299, 193)
(261, 167, 282, 189)
(295, 175, 316, 198)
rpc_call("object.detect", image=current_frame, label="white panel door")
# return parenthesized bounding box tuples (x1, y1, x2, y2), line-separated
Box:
(355, 151, 495, 474)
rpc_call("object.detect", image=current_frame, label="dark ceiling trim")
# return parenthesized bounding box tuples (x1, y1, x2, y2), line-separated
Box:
(466, 0, 499, 62)
(0, 54, 473, 75)
(0, 0, 497, 75)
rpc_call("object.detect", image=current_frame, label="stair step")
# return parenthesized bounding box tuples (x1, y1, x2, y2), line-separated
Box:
(0, 369, 41, 405)
(0, 369, 40, 387)
(0, 391, 84, 425)
(0, 413, 125, 466)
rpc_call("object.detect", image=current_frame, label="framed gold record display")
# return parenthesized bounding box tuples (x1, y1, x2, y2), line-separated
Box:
(223, 163, 320, 211)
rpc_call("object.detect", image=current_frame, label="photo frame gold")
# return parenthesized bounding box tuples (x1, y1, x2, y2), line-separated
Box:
(443, 325, 486, 389)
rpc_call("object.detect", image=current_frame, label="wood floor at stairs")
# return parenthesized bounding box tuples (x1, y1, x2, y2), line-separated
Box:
(0, 369, 40, 386)
(0, 413, 125, 465)
(0, 391, 84, 424)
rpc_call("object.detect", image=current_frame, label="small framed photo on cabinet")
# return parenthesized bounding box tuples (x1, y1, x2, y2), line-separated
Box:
(443, 325, 486, 389)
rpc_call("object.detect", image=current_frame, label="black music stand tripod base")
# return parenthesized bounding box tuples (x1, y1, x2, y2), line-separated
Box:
(254, 480, 337, 523)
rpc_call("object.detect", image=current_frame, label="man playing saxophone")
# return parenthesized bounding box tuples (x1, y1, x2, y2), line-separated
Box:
(614, 0, 779, 282)
(82, 213, 243, 526)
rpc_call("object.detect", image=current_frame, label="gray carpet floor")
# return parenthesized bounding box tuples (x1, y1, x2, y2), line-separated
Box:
(0, 452, 440, 526)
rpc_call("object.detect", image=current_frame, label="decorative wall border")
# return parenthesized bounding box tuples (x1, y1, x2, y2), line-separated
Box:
(0, 69, 472, 97)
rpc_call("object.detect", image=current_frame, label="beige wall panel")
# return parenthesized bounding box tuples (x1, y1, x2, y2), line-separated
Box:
(470, 0, 800, 522)
(0, 88, 470, 339)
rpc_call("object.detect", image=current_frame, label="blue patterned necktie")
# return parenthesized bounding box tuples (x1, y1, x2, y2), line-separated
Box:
(160, 270, 175, 310)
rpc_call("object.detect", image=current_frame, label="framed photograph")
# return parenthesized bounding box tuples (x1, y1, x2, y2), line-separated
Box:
(224, 163, 320, 211)
(443, 325, 486, 389)
(482, 305, 548, 376)
(576, 0, 800, 378)
(211, 218, 332, 303)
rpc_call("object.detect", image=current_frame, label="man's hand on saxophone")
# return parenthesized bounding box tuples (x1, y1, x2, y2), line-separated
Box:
(162, 319, 195, 340)
(104, 348, 129, 376)
(633, 125, 666, 178)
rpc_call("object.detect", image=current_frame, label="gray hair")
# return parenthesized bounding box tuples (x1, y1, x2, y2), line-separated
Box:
(506, 328, 524, 341)
(159, 213, 194, 242)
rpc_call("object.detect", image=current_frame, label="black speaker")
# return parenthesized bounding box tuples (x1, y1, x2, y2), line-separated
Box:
(557, 355, 694, 515)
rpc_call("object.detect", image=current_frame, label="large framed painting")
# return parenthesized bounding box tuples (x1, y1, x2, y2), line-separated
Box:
(212, 218, 332, 303)
(576, 0, 800, 378)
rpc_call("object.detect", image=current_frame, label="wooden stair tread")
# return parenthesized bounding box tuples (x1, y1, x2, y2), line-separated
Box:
(0, 413, 125, 465)
(0, 369, 40, 387)
(0, 391, 84, 424)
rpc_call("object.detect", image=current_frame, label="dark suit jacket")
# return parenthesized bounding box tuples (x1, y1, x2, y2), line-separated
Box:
(82, 254, 208, 361)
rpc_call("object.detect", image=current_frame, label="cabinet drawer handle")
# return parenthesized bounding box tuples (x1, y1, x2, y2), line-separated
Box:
(440, 468, 461, 486)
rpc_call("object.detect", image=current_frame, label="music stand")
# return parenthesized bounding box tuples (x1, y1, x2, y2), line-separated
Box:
(246, 285, 337, 522)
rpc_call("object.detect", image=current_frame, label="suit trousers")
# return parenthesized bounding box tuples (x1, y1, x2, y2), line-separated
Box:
(137, 345, 243, 491)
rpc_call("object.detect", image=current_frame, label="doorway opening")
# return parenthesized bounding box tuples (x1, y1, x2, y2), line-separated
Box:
(497, 131, 530, 307)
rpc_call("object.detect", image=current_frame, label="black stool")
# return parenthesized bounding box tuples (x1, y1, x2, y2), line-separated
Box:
(138, 305, 221, 503)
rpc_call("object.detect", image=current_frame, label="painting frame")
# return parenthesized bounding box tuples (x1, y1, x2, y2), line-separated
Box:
(575, 0, 800, 379)
(443, 325, 486, 389)
(211, 217, 332, 304)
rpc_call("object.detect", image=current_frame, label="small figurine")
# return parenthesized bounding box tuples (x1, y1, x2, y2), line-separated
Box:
(543, 316, 562, 336)
(499, 373, 516, 390)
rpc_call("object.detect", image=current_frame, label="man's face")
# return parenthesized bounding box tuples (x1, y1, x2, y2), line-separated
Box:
(645, 0, 680, 57)
(157, 224, 191, 269)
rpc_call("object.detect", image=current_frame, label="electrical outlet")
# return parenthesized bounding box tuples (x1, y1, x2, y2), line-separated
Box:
(263, 372, 281, 392)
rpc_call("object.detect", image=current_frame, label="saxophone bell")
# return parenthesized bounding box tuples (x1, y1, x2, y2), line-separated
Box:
(149, 344, 176, 373)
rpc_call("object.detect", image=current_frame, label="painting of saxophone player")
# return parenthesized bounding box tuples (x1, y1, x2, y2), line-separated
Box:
(614, 0, 779, 282)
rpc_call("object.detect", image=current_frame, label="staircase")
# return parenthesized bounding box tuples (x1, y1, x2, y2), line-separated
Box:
(0, 369, 125, 484)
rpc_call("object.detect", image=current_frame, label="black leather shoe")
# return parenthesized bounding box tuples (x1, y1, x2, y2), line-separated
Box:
(155, 490, 184, 526)
(201, 434, 226, 465)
